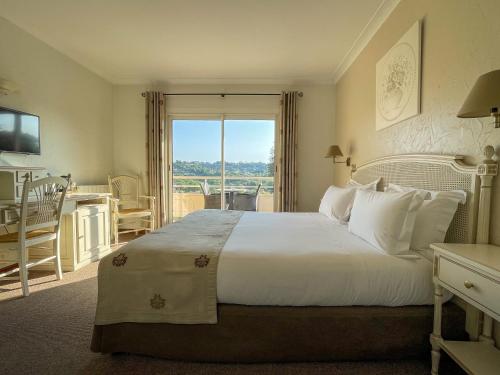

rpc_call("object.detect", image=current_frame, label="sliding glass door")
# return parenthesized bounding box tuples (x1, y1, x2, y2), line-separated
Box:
(223, 119, 275, 213)
(169, 116, 276, 222)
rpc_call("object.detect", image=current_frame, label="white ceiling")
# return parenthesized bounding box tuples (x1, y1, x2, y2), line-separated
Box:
(0, 0, 387, 85)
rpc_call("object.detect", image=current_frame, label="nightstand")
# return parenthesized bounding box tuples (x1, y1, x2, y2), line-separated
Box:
(430, 243, 500, 375)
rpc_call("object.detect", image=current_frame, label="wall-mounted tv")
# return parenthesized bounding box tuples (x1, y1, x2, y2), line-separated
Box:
(0, 106, 40, 155)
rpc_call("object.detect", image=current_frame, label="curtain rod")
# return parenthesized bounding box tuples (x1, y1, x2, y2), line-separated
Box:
(141, 92, 303, 98)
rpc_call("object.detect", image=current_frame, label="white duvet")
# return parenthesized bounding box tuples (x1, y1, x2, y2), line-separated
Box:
(217, 212, 440, 306)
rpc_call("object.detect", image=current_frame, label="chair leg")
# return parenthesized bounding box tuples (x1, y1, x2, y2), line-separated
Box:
(19, 243, 29, 297)
(151, 214, 156, 231)
(53, 235, 63, 280)
(114, 215, 119, 245)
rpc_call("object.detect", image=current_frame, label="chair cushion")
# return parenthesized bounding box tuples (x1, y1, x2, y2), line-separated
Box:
(0, 230, 53, 243)
(118, 208, 152, 215)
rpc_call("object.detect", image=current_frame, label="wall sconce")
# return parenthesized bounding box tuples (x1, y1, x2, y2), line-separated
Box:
(325, 145, 351, 166)
(457, 70, 500, 128)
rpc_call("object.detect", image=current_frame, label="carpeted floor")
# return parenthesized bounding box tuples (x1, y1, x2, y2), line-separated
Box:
(0, 247, 465, 375)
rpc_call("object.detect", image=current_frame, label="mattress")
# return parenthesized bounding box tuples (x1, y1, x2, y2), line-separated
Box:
(217, 212, 443, 306)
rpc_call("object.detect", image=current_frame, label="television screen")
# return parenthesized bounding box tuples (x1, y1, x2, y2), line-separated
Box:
(0, 107, 40, 154)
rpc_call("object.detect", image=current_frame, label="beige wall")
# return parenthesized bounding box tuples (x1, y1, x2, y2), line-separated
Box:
(334, 0, 500, 341)
(334, 0, 500, 244)
(112, 84, 335, 212)
(0, 17, 113, 184)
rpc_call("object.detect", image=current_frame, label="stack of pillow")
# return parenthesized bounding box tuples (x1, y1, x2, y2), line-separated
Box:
(319, 180, 466, 256)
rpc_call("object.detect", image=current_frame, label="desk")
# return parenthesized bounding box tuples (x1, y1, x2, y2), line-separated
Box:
(0, 193, 112, 272)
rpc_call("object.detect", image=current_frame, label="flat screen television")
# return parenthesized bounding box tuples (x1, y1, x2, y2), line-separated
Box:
(0, 106, 40, 155)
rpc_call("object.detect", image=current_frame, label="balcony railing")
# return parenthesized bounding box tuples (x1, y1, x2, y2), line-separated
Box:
(172, 175, 274, 220)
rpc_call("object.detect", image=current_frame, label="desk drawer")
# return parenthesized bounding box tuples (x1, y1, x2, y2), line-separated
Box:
(16, 171, 30, 183)
(439, 257, 500, 315)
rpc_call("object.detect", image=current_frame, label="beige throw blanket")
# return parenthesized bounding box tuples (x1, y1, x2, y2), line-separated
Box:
(94, 209, 243, 325)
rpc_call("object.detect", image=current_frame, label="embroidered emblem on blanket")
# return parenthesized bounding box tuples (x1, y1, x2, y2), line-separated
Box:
(112, 253, 127, 267)
(150, 294, 166, 309)
(194, 255, 210, 268)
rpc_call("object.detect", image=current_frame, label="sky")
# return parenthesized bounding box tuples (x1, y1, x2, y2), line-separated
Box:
(172, 119, 275, 163)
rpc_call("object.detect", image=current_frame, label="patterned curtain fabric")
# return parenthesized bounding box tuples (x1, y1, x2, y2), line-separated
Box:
(279, 91, 299, 212)
(145, 91, 167, 227)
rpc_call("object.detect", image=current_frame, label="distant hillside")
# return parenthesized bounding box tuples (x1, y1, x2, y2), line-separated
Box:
(173, 161, 273, 177)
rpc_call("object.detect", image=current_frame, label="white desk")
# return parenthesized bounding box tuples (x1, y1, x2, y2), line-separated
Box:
(0, 192, 112, 272)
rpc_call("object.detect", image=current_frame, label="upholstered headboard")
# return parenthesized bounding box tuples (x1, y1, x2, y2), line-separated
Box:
(350, 147, 498, 245)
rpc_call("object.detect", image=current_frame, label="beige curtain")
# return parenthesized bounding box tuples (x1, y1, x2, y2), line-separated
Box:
(278, 91, 299, 212)
(145, 91, 167, 227)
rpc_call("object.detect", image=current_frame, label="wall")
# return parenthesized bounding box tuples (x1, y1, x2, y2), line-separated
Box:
(112, 84, 335, 212)
(334, 0, 500, 243)
(0, 17, 113, 184)
(334, 0, 500, 341)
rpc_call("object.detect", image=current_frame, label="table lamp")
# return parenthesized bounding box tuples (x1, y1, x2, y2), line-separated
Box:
(457, 70, 500, 128)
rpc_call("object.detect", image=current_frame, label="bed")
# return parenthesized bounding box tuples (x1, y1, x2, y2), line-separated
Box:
(91, 151, 495, 362)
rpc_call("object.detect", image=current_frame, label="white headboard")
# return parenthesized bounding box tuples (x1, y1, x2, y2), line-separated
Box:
(350, 147, 498, 245)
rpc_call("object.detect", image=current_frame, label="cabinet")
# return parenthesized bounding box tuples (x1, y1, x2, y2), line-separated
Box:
(430, 243, 500, 375)
(0, 168, 112, 271)
(58, 200, 111, 271)
(0, 166, 47, 203)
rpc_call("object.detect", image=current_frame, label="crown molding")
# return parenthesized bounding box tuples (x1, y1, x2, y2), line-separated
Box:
(332, 0, 401, 84)
(111, 76, 335, 87)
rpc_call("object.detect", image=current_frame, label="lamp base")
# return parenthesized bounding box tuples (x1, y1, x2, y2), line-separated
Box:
(493, 112, 500, 128)
(333, 157, 351, 166)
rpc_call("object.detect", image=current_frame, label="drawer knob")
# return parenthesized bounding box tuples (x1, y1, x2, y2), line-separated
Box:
(464, 280, 474, 289)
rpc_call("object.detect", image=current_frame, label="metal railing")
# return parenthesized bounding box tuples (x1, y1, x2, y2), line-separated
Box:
(173, 175, 274, 193)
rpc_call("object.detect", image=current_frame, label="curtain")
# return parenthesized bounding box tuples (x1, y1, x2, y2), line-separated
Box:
(278, 91, 299, 212)
(145, 91, 167, 227)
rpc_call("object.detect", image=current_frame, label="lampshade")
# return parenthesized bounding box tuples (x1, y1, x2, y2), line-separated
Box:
(457, 70, 500, 118)
(325, 145, 343, 158)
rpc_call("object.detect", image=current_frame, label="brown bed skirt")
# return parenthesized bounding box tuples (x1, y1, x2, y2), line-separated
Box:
(91, 303, 466, 363)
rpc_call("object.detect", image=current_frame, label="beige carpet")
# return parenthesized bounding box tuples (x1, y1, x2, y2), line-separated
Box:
(0, 255, 464, 375)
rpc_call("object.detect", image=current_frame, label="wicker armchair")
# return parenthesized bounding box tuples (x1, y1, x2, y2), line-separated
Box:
(108, 175, 155, 244)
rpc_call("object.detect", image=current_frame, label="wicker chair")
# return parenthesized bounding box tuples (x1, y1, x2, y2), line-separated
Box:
(232, 184, 261, 211)
(0, 175, 69, 296)
(198, 182, 230, 210)
(108, 175, 156, 244)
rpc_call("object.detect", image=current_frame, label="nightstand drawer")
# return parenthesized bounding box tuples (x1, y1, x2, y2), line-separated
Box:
(439, 256, 500, 315)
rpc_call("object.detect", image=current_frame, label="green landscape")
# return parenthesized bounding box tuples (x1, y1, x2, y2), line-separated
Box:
(173, 161, 274, 193)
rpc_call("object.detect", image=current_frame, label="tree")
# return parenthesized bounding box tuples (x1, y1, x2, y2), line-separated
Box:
(267, 146, 275, 176)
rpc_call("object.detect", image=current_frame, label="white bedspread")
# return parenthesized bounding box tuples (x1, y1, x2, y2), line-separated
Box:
(217, 212, 441, 306)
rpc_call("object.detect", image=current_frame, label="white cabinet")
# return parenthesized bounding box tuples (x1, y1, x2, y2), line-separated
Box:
(59, 203, 111, 271)
(0, 194, 112, 272)
(0, 166, 47, 203)
(78, 205, 110, 263)
(430, 243, 500, 375)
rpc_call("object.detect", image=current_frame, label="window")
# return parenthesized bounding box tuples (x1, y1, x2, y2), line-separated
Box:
(169, 116, 276, 222)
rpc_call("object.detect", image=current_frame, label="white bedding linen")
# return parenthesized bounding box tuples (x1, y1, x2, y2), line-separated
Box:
(217, 212, 444, 307)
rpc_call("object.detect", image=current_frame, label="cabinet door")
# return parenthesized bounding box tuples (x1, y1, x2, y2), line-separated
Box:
(77, 206, 108, 263)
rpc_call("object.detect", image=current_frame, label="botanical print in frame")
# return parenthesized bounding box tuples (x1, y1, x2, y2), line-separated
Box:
(376, 21, 421, 131)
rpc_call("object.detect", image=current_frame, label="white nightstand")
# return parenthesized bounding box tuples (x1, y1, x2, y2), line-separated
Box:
(430, 243, 500, 375)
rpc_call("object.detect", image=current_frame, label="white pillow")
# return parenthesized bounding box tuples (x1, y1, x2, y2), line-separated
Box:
(386, 183, 466, 203)
(348, 190, 424, 254)
(385, 183, 431, 199)
(385, 184, 466, 251)
(319, 186, 356, 223)
(411, 193, 465, 251)
(429, 190, 467, 203)
(346, 178, 380, 191)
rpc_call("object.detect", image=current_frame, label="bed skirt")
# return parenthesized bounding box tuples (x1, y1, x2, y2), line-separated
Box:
(91, 303, 466, 363)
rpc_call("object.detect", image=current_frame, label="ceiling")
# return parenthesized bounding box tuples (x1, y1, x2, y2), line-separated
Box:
(0, 0, 387, 85)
